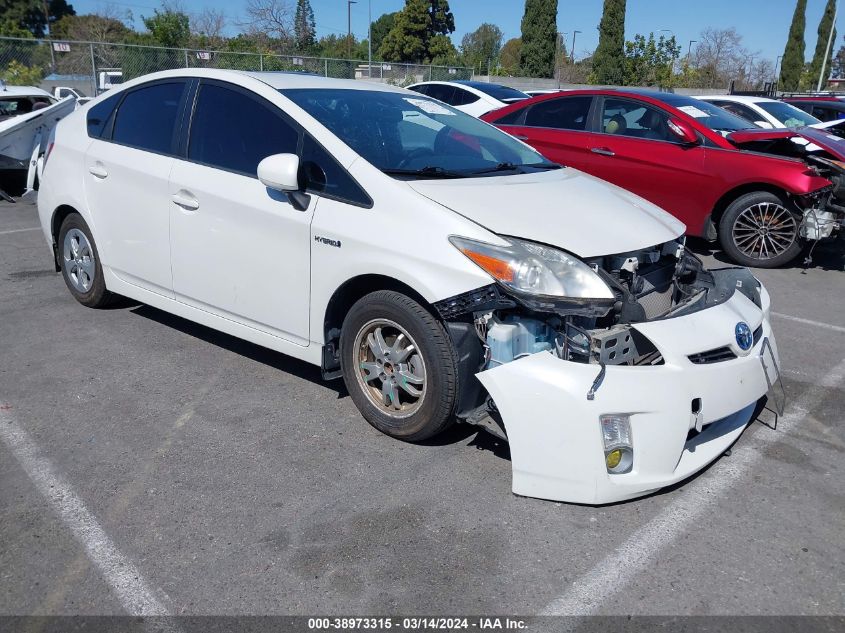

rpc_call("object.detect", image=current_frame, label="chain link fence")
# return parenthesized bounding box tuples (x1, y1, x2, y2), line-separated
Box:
(0, 36, 474, 96)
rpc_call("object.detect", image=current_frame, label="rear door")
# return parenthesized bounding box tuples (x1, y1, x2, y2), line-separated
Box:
(83, 79, 190, 295)
(494, 95, 596, 168)
(582, 96, 710, 230)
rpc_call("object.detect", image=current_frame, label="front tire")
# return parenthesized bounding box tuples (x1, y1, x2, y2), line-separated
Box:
(58, 213, 113, 308)
(340, 290, 459, 442)
(718, 191, 802, 268)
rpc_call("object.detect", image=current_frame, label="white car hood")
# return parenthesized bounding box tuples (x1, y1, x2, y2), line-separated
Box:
(407, 168, 685, 257)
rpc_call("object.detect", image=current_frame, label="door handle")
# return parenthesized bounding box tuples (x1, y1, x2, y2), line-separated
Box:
(171, 192, 199, 211)
(88, 164, 108, 179)
(591, 147, 615, 157)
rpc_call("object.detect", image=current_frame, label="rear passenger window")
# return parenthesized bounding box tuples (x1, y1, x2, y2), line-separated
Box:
(301, 134, 372, 207)
(524, 96, 592, 130)
(112, 82, 186, 153)
(86, 92, 121, 139)
(188, 83, 299, 176)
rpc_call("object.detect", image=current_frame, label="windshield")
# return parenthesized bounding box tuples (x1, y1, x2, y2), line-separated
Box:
(281, 88, 554, 177)
(757, 100, 821, 127)
(652, 94, 755, 134)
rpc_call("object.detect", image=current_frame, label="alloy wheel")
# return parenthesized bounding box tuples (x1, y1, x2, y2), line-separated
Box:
(731, 202, 798, 261)
(353, 319, 427, 418)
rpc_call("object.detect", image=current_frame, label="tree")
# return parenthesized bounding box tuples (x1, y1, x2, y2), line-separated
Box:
(691, 27, 748, 89)
(460, 23, 503, 74)
(807, 0, 836, 90)
(780, 0, 806, 91)
(832, 35, 845, 79)
(623, 33, 680, 87)
(1, 58, 42, 83)
(143, 9, 190, 48)
(192, 8, 227, 49)
(0, 0, 75, 38)
(378, 0, 456, 64)
(293, 0, 316, 51)
(519, 0, 558, 78)
(498, 37, 522, 75)
(243, 0, 293, 42)
(370, 12, 397, 55)
(590, 0, 626, 84)
(51, 11, 131, 42)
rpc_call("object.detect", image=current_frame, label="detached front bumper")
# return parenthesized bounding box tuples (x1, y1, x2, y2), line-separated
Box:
(476, 285, 778, 505)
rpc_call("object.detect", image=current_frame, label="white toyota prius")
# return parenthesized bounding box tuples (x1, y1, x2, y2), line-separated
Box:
(37, 69, 782, 505)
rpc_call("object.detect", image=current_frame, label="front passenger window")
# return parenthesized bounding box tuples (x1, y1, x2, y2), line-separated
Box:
(188, 83, 299, 176)
(601, 98, 674, 142)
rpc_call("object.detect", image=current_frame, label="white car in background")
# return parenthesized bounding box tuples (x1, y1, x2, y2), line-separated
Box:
(695, 94, 825, 129)
(38, 69, 780, 505)
(524, 89, 567, 97)
(406, 80, 529, 117)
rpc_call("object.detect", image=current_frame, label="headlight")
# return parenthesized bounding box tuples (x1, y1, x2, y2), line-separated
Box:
(450, 236, 614, 300)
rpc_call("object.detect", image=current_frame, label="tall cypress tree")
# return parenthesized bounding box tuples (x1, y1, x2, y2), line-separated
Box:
(780, 0, 807, 91)
(519, 0, 559, 78)
(808, 0, 837, 89)
(294, 0, 317, 51)
(379, 0, 456, 63)
(590, 0, 627, 85)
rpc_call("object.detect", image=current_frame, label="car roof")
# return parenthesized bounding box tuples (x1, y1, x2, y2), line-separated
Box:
(783, 97, 845, 108)
(108, 68, 411, 95)
(696, 94, 775, 104)
(0, 84, 52, 98)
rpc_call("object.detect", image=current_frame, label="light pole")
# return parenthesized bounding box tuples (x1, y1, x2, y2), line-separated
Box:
(347, 0, 357, 58)
(570, 30, 581, 64)
(686, 39, 696, 65)
(557, 32, 567, 85)
(774, 54, 783, 90)
(367, 0, 372, 78)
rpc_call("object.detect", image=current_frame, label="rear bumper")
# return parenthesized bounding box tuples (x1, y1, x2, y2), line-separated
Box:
(476, 286, 777, 505)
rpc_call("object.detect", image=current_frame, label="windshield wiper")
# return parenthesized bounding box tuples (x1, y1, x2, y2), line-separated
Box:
(382, 166, 467, 179)
(469, 161, 562, 175)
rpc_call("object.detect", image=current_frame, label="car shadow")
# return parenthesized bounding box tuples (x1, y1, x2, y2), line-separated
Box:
(129, 303, 348, 399)
(687, 236, 845, 272)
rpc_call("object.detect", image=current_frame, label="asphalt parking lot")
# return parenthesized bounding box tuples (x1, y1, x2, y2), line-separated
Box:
(1, 197, 843, 620)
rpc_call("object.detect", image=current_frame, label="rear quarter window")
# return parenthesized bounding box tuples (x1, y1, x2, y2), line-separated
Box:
(86, 92, 122, 139)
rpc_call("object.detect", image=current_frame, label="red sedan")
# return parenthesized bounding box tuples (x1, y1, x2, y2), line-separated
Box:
(482, 89, 844, 267)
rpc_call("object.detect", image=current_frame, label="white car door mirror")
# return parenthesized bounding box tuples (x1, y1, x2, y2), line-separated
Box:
(257, 153, 301, 192)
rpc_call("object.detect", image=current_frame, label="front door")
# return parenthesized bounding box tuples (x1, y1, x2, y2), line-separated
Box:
(168, 81, 314, 345)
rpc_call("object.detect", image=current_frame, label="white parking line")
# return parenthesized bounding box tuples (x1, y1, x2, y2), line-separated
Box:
(0, 406, 171, 616)
(542, 356, 845, 616)
(772, 312, 845, 335)
(0, 227, 40, 236)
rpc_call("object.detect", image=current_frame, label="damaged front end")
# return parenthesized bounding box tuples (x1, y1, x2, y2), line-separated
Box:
(437, 236, 778, 504)
(727, 131, 845, 244)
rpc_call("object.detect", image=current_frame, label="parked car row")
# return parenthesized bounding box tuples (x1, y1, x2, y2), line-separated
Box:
(35, 69, 785, 505)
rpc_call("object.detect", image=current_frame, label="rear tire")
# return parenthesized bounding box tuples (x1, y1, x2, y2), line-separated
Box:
(718, 191, 803, 268)
(340, 290, 458, 442)
(58, 213, 113, 308)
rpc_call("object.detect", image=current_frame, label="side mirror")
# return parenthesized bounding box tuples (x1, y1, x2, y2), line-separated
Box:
(667, 118, 699, 145)
(257, 153, 301, 191)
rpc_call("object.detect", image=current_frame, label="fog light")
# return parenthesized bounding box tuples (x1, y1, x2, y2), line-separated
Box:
(600, 414, 634, 474)
(606, 449, 623, 470)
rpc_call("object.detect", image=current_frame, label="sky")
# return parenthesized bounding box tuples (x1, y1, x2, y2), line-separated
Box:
(67, 0, 843, 67)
